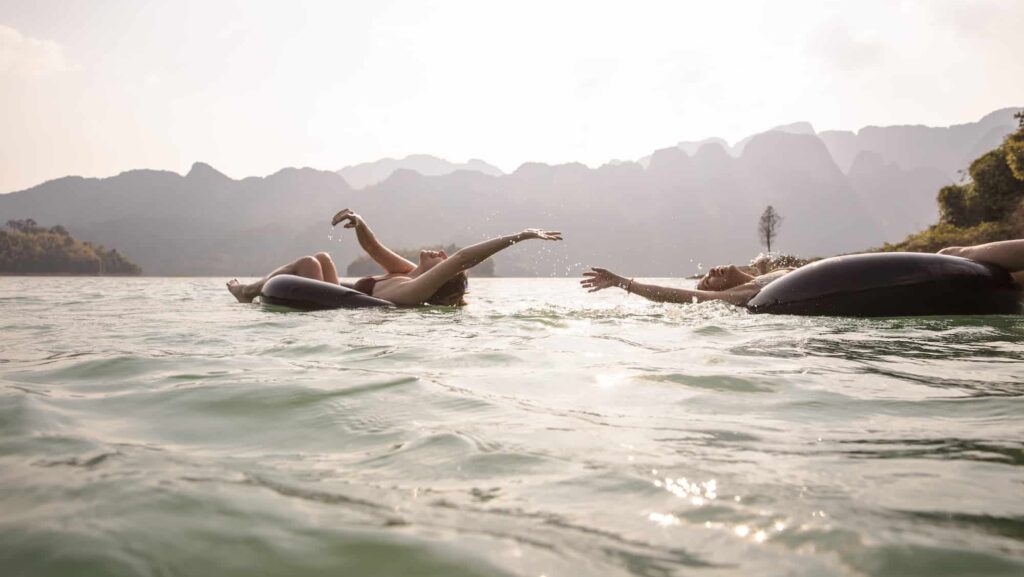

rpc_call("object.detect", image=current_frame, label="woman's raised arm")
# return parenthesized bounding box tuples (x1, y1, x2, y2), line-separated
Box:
(332, 209, 416, 275)
(378, 229, 562, 305)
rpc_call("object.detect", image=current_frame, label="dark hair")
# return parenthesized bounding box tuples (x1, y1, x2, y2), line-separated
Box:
(427, 272, 469, 306)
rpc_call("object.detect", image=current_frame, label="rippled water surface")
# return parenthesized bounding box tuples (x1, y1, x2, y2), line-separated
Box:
(2, 277, 1023, 577)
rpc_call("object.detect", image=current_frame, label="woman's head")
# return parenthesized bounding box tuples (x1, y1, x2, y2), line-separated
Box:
(418, 248, 448, 271)
(414, 249, 467, 305)
(427, 271, 468, 306)
(696, 265, 745, 291)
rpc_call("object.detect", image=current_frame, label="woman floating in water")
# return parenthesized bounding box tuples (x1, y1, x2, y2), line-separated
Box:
(580, 263, 789, 306)
(580, 239, 1024, 307)
(227, 209, 561, 306)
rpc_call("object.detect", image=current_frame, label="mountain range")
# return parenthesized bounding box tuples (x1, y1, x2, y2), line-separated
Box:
(338, 154, 504, 189)
(0, 107, 1019, 277)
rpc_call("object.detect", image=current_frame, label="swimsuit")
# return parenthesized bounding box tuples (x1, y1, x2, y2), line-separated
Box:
(353, 276, 378, 296)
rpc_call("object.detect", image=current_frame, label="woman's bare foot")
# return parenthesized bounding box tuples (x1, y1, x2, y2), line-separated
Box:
(226, 279, 255, 303)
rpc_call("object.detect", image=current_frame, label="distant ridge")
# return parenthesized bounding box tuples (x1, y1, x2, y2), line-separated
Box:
(638, 122, 817, 166)
(819, 107, 1021, 177)
(338, 154, 504, 189)
(640, 108, 1021, 180)
(0, 162, 354, 275)
(1, 108, 1020, 276)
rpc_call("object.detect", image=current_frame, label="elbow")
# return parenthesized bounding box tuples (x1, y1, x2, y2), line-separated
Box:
(449, 251, 474, 270)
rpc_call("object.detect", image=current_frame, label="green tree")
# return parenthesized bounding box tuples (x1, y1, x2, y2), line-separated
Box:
(967, 147, 1024, 222)
(1004, 112, 1024, 180)
(937, 184, 972, 226)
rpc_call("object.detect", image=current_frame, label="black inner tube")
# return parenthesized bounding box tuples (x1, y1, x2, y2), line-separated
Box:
(746, 253, 1022, 317)
(260, 275, 393, 310)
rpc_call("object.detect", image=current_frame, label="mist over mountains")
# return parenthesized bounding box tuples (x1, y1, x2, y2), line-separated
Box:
(1, 108, 1019, 277)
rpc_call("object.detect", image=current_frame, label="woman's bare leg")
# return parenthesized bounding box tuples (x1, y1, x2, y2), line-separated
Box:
(314, 252, 340, 285)
(226, 256, 323, 303)
(939, 240, 1024, 272)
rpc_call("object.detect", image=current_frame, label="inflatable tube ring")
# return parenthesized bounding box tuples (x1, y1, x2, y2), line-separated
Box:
(260, 275, 393, 310)
(746, 253, 1022, 317)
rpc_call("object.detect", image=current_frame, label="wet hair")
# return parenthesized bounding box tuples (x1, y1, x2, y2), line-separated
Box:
(697, 267, 745, 292)
(427, 272, 469, 306)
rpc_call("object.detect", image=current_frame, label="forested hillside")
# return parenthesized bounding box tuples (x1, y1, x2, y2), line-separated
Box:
(1, 219, 141, 275)
(881, 112, 1024, 252)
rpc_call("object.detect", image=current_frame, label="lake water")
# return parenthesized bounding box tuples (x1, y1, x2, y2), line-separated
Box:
(1, 277, 1022, 577)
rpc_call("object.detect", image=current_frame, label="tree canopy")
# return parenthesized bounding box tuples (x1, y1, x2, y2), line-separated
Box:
(1005, 111, 1024, 181)
(0, 219, 141, 275)
(935, 121, 1024, 228)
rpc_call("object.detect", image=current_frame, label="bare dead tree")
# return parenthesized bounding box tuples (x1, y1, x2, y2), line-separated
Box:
(758, 205, 782, 254)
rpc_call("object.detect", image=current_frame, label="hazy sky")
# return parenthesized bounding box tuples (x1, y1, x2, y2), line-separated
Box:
(2, 0, 1022, 192)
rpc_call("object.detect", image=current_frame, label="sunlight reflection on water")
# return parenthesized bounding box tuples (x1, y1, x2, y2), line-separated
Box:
(0, 277, 1022, 577)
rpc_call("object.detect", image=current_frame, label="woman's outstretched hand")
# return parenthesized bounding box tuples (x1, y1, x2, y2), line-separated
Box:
(331, 208, 364, 228)
(580, 267, 627, 292)
(520, 229, 563, 241)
